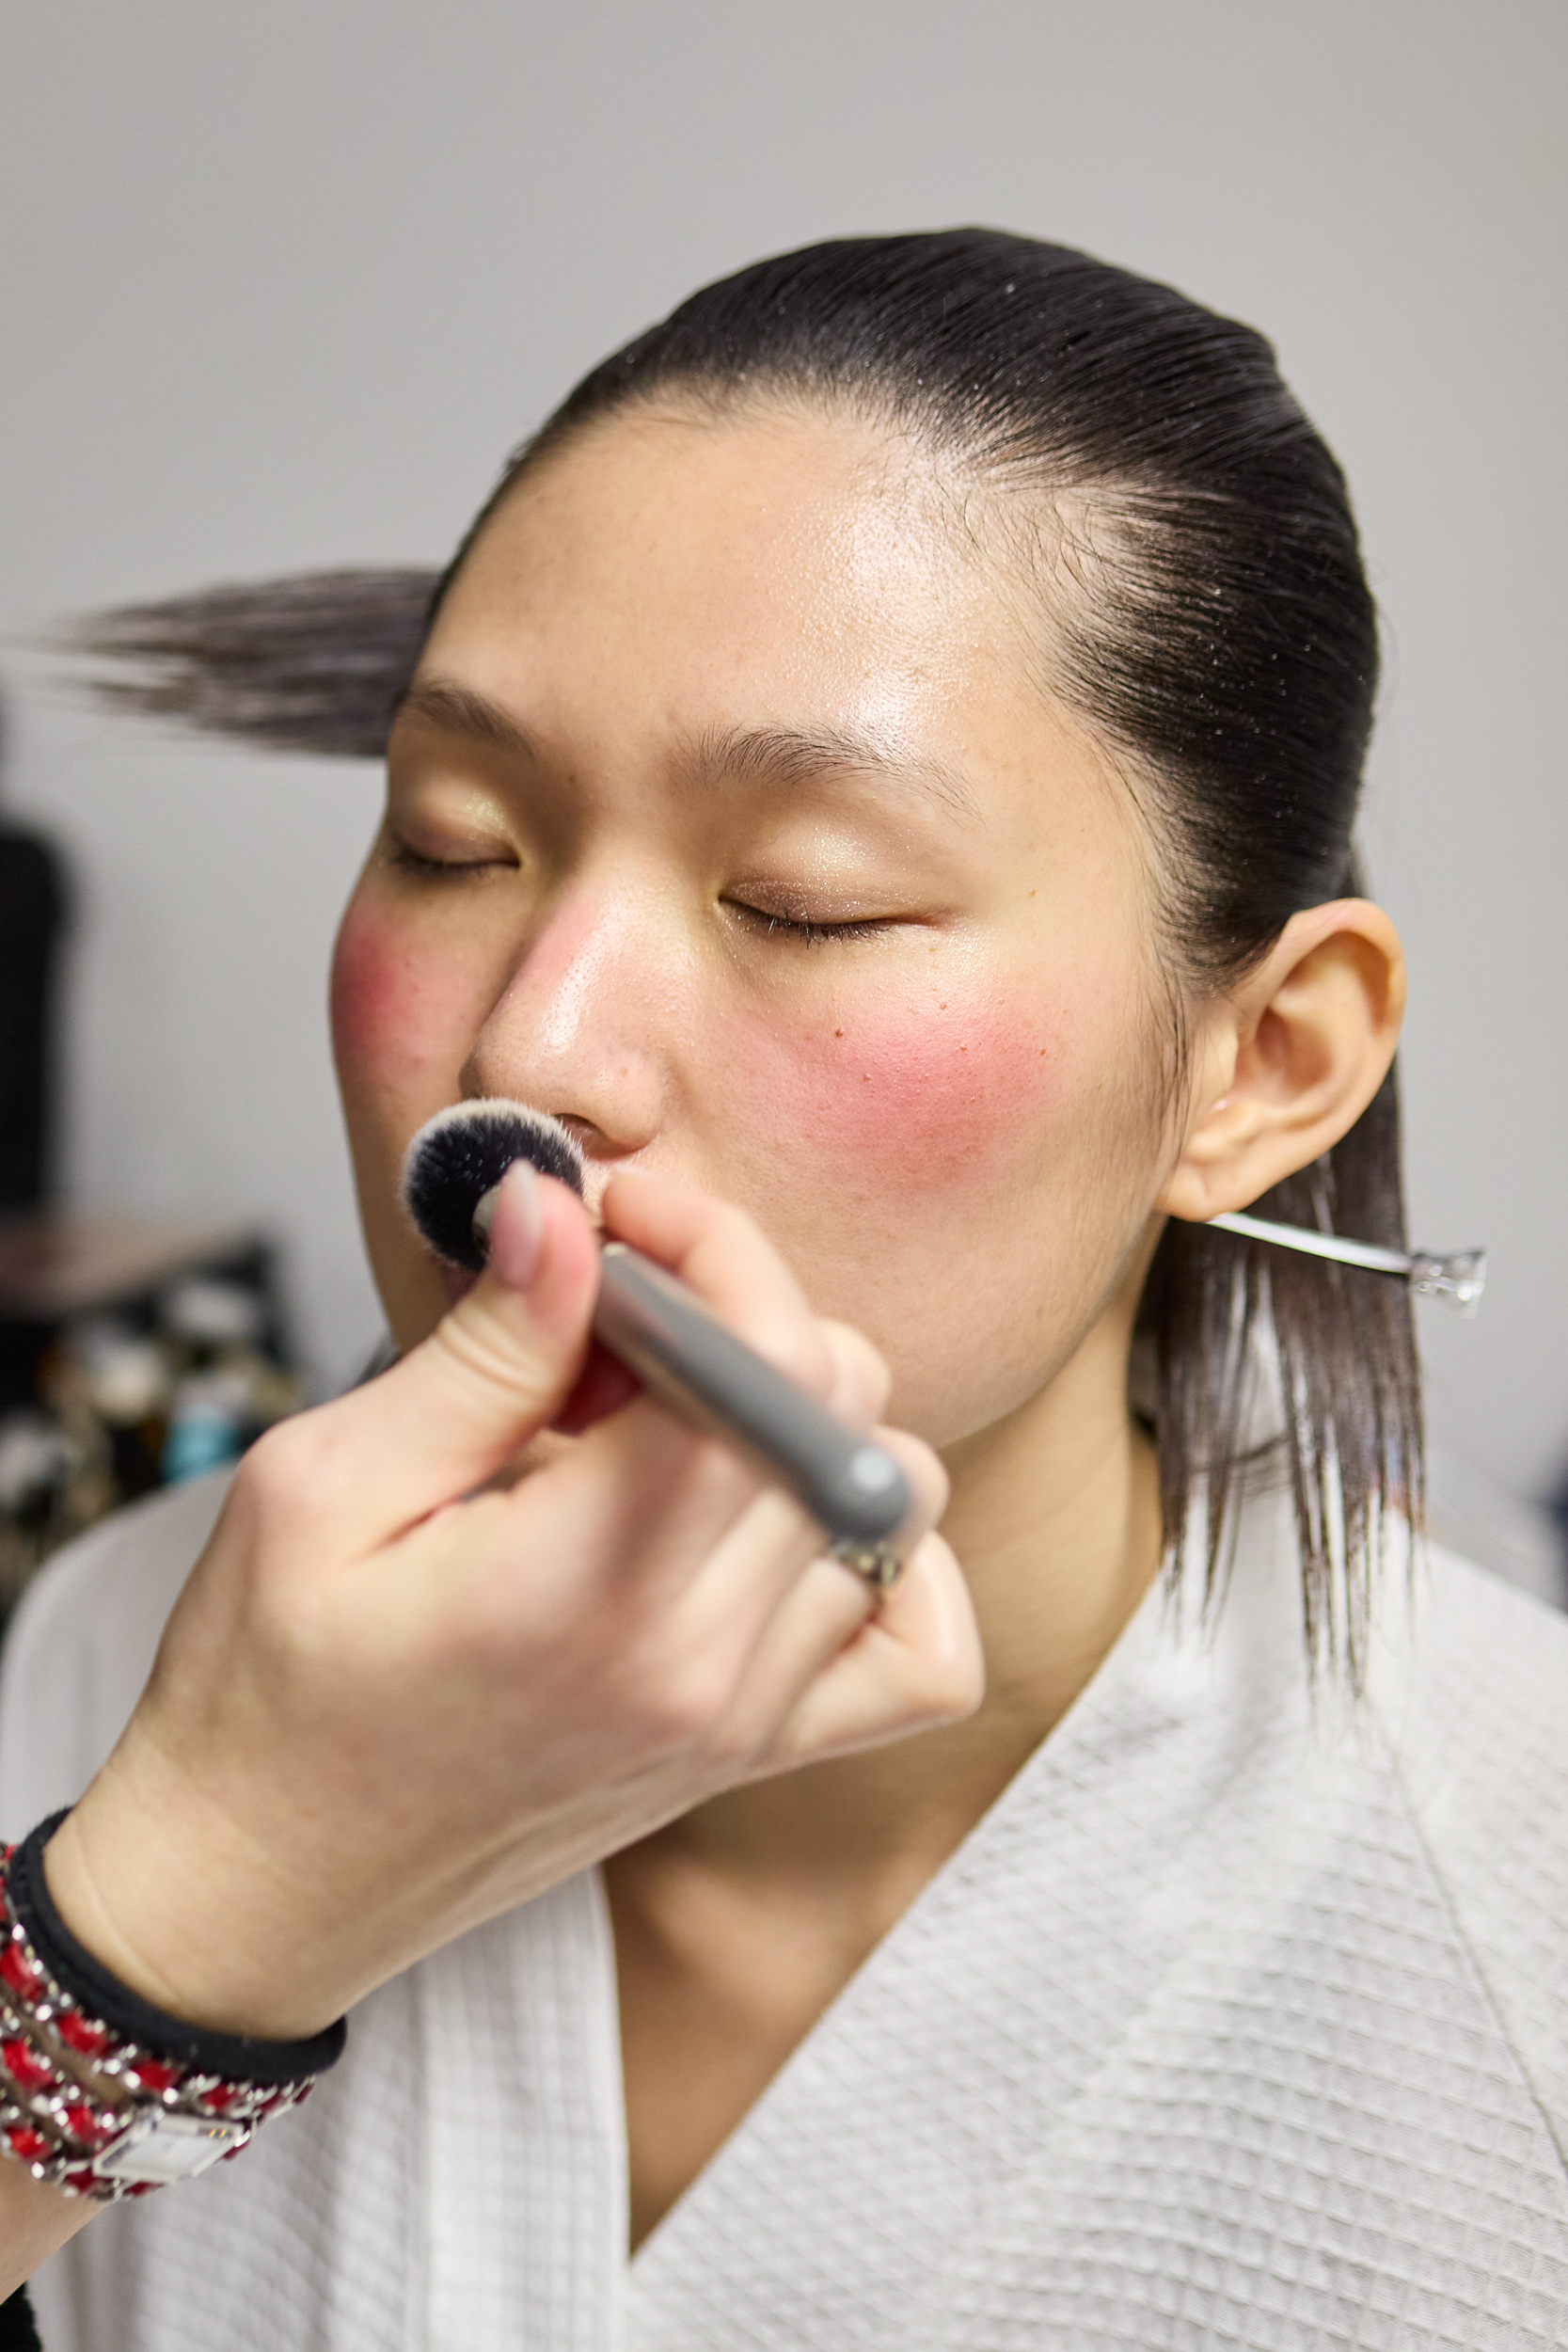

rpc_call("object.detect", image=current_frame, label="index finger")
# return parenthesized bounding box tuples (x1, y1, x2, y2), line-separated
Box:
(601, 1168, 841, 1405)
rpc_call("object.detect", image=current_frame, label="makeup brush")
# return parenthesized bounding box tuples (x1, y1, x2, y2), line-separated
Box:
(400, 1102, 913, 1583)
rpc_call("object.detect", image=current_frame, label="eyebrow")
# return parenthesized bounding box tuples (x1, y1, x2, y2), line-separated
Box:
(393, 677, 539, 758)
(681, 723, 980, 821)
(395, 677, 979, 822)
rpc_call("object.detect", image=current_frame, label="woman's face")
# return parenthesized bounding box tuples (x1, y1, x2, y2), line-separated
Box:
(332, 402, 1173, 1448)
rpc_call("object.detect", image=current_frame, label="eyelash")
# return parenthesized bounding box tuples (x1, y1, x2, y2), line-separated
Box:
(729, 903, 886, 947)
(387, 849, 886, 945)
(388, 842, 507, 880)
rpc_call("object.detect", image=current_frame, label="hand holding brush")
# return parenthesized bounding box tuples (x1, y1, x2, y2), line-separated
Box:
(37, 1164, 978, 2075)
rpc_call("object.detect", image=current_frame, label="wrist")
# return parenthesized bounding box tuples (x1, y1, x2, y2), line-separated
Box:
(45, 1744, 347, 2044)
(1, 1818, 341, 2203)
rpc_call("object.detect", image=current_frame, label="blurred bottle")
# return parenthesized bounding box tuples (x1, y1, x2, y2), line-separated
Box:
(0, 1406, 112, 1611)
(58, 1317, 173, 1502)
(158, 1274, 300, 1483)
(161, 1367, 250, 1484)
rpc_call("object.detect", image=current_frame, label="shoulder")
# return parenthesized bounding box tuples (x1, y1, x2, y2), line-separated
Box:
(1369, 1541, 1568, 2143)
(0, 1472, 230, 1838)
(1373, 1538, 1568, 1806)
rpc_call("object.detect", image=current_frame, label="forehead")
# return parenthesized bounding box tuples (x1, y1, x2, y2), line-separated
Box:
(421, 402, 1038, 744)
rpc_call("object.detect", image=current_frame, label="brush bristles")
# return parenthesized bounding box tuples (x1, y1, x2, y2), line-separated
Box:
(400, 1102, 585, 1271)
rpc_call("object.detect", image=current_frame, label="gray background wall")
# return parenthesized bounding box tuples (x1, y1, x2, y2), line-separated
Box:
(2, 1, 1563, 1552)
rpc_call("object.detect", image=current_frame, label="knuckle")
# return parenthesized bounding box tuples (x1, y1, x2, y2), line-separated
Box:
(701, 1699, 768, 1775)
(234, 1415, 327, 1519)
(904, 1626, 985, 1724)
(928, 1642, 987, 1719)
(233, 1408, 374, 1548)
(235, 1414, 299, 1489)
(640, 1648, 736, 1748)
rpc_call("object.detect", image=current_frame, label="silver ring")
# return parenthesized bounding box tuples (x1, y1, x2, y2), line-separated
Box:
(826, 1538, 906, 1594)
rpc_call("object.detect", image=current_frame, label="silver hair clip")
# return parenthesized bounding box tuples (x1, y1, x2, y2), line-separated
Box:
(1206, 1212, 1487, 1316)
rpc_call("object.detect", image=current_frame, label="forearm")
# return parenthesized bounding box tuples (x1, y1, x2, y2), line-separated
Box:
(0, 2156, 91, 2300)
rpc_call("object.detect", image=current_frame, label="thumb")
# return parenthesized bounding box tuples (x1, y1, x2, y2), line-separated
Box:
(309, 1164, 602, 1543)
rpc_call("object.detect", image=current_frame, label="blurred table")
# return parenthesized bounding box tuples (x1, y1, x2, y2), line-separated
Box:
(0, 1214, 248, 1323)
(0, 1213, 286, 1413)
(0, 1215, 299, 1618)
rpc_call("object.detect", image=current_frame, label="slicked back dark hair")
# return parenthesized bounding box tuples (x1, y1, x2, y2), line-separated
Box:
(73, 230, 1420, 1677)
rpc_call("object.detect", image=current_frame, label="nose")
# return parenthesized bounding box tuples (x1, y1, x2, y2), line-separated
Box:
(461, 879, 673, 1168)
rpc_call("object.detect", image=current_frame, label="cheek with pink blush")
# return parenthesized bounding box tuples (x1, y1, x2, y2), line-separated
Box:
(709, 978, 1072, 1200)
(330, 900, 486, 1104)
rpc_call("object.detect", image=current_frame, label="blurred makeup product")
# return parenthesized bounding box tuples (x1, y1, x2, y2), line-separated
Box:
(1207, 1211, 1486, 1315)
(400, 1102, 913, 1581)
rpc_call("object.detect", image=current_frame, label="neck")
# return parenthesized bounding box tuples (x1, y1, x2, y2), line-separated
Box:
(657, 1295, 1163, 1898)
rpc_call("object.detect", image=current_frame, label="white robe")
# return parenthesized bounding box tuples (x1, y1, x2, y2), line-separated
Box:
(3, 1470, 1566, 2351)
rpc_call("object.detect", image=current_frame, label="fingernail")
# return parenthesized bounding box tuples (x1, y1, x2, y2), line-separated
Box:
(488, 1160, 544, 1291)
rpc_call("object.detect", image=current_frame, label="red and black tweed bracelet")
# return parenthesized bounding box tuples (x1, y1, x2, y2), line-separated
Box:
(0, 1811, 344, 2201)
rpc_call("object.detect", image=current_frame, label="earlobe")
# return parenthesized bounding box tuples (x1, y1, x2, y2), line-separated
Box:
(1157, 899, 1406, 1225)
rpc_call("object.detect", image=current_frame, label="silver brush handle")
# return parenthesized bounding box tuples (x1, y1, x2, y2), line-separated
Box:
(594, 1244, 912, 1549)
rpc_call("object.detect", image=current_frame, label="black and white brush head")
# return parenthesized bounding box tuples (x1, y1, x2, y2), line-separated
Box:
(400, 1101, 586, 1273)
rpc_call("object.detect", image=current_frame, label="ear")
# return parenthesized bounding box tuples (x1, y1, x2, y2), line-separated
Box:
(1157, 899, 1406, 1224)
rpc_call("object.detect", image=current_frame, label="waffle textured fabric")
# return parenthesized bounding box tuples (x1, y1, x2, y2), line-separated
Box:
(2, 1471, 1566, 2351)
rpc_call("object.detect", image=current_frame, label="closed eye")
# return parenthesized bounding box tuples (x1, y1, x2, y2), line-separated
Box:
(725, 899, 893, 946)
(386, 837, 517, 880)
